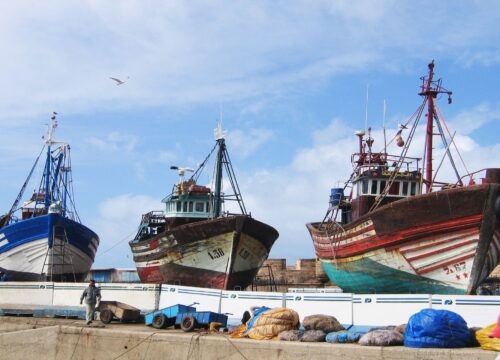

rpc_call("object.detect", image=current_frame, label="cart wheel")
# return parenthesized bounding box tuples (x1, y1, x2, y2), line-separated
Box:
(100, 309, 113, 324)
(152, 313, 167, 329)
(180, 315, 197, 332)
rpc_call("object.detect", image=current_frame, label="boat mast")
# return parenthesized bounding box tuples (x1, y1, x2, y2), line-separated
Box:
(423, 61, 435, 193)
(213, 121, 225, 217)
(419, 61, 454, 193)
(44, 113, 58, 208)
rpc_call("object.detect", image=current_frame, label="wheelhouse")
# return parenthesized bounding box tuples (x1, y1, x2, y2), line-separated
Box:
(352, 173, 422, 199)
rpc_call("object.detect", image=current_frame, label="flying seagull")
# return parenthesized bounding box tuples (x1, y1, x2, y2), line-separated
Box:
(109, 77, 127, 85)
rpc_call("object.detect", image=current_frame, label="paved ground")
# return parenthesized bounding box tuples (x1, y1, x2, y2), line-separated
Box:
(0, 316, 498, 360)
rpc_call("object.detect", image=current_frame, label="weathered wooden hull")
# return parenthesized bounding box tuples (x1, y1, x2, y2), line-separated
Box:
(129, 215, 279, 290)
(307, 184, 500, 294)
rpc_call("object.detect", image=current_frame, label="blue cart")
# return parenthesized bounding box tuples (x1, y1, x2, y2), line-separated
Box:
(175, 311, 228, 332)
(145, 304, 196, 329)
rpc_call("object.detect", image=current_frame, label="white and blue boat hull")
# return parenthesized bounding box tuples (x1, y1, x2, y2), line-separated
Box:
(0, 213, 99, 281)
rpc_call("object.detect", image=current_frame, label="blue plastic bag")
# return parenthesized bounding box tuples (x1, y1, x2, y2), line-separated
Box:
(404, 308, 473, 348)
(244, 306, 271, 334)
(326, 330, 362, 343)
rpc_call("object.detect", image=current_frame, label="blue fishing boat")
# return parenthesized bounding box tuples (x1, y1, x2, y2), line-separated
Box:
(0, 113, 99, 281)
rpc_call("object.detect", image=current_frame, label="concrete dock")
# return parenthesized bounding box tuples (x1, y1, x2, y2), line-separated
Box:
(0, 317, 498, 360)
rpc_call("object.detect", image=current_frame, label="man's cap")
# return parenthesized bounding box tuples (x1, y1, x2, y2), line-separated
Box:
(90, 279, 95, 283)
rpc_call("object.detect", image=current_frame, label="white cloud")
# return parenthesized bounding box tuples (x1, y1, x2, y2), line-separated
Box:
(83, 99, 498, 266)
(90, 194, 160, 267)
(447, 103, 500, 135)
(227, 128, 274, 158)
(86, 132, 137, 152)
(237, 106, 500, 261)
(457, 50, 500, 68)
(1, 1, 499, 125)
(0, 2, 498, 267)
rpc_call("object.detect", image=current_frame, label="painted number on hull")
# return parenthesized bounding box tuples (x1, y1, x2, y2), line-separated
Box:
(443, 261, 466, 275)
(208, 248, 225, 260)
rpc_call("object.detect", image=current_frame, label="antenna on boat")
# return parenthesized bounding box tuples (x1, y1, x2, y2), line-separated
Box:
(383, 99, 387, 155)
(214, 119, 226, 140)
(45, 112, 58, 146)
(365, 84, 369, 133)
(354, 130, 365, 158)
(170, 166, 194, 183)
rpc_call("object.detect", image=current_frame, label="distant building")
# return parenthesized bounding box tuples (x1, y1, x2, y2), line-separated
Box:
(86, 259, 336, 292)
(247, 258, 338, 292)
(86, 263, 499, 294)
(86, 268, 140, 283)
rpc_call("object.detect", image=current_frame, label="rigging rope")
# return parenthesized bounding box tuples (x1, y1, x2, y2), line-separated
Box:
(369, 99, 426, 212)
(5, 145, 46, 216)
(98, 229, 138, 256)
(435, 104, 471, 178)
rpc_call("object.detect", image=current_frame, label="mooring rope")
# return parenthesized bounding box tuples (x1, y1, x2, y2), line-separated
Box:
(112, 332, 157, 360)
(69, 326, 85, 360)
(185, 330, 249, 360)
(214, 332, 249, 360)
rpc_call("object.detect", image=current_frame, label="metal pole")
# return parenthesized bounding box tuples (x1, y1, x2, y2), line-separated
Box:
(424, 62, 435, 193)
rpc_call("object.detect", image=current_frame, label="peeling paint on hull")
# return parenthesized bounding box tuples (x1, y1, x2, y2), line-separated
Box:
(307, 184, 500, 294)
(130, 215, 278, 290)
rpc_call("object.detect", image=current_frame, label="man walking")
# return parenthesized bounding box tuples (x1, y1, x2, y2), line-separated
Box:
(80, 279, 101, 325)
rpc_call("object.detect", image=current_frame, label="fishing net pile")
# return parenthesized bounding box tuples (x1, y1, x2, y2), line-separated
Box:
(303, 314, 345, 333)
(300, 330, 326, 342)
(474, 314, 500, 351)
(230, 307, 300, 340)
(278, 330, 303, 341)
(358, 330, 404, 346)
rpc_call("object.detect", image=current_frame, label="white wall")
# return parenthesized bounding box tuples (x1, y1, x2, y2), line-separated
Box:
(159, 285, 223, 313)
(352, 294, 432, 326)
(222, 290, 286, 321)
(0, 282, 499, 328)
(286, 292, 353, 325)
(430, 294, 500, 328)
(52, 283, 157, 310)
(0, 282, 53, 305)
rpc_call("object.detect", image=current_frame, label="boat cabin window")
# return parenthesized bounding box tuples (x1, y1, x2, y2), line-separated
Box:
(188, 201, 193, 212)
(410, 182, 418, 196)
(379, 180, 386, 194)
(195, 202, 204, 212)
(183, 202, 188, 212)
(355, 178, 420, 198)
(371, 180, 378, 195)
(176, 201, 181, 212)
(362, 180, 369, 194)
(402, 181, 409, 196)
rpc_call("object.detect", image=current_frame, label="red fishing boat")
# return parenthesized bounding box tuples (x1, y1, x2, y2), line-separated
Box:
(129, 123, 279, 290)
(306, 61, 500, 294)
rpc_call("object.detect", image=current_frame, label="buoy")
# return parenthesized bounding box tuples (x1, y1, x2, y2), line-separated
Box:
(396, 134, 405, 147)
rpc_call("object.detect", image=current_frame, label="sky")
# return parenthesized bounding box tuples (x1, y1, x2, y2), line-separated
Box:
(1, 1, 499, 268)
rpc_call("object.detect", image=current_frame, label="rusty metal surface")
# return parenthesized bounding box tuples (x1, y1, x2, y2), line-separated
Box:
(129, 215, 278, 289)
(367, 185, 490, 236)
(307, 184, 500, 294)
